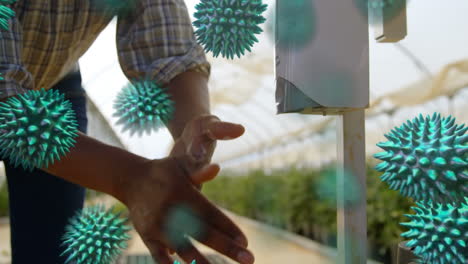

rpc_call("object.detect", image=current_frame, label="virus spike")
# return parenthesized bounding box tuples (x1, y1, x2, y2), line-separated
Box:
(113, 78, 175, 137)
(0, 88, 78, 170)
(373, 113, 467, 204)
(193, 0, 268, 59)
(0, 0, 16, 31)
(61, 205, 132, 264)
(400, 200, 468, 264)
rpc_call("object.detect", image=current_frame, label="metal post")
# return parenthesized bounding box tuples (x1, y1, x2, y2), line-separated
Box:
(336, 109, 367, 264)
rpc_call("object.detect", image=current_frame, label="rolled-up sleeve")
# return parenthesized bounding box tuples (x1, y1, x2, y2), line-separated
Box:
(0, 14, 34, 100)
(116, 0, 210, 86)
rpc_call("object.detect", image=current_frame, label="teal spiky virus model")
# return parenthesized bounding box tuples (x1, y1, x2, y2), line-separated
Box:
(174, 261, 196, 264)
(0, 89, 78, 170)
(61, 205, 132, 264)
(0, 0, 16, 30)
(374, 113, 468, 204)
(113, 79, 174, 137)
(400, 198, 468, 264)
(193, 0, 268, 59)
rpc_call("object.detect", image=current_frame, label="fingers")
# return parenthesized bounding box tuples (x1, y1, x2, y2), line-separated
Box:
(190, 164, 220, 186)
(204, 121, 245, 140)
(167, 196, 253, 264)
(182, 116, 245, 170)
(188, 121, 244, 164)
(196, 225, 255, 264)
(197, 115, 245, 140)
(147, 240, 174, 264)
(190, 192, 249, 249)
(173, 240, 211, 264)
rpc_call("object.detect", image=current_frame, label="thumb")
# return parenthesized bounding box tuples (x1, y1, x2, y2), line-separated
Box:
(189, 164, 220, 185)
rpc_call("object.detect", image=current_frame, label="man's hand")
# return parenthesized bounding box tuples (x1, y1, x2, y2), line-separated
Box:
(121, 158, 254, 264)
(169, 115, 245, 188)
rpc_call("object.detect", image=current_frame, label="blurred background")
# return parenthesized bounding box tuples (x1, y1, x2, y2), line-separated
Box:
(1, 0, 468, 263)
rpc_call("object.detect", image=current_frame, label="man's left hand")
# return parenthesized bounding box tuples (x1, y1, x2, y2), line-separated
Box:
(169, 115, 245, 188)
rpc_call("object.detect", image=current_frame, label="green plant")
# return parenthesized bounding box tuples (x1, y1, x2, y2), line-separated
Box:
(110, 201, 129, 218)
(279, 167, 318, 236)
(0, 182, 9, 217)
(315, 167, 365, 209)
(367, 165, 415, 256)
(202, 171, 254, 216)
(203, 164, 411, 260)
(85, 189, 105, 201)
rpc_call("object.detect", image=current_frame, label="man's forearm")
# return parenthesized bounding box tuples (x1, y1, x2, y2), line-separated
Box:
(1, 69, 210, 201)
(45, 132, 149, 203)
(166, 70, 211, 139)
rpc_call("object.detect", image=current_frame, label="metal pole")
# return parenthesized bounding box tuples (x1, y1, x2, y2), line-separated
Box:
(336, 109, 367, 264)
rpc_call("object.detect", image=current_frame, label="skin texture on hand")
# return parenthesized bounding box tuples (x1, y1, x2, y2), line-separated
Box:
(0, 69, 248, 263)
(163, 70, 246, 259)
(170, 115, 245, 188)
(121, 158, 254, 264)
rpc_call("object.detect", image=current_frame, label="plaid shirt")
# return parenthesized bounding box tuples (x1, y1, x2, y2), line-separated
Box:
(0, 0, 210, 100)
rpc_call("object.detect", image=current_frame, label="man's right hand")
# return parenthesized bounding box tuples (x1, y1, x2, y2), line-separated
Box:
(119, 157, 255, 264)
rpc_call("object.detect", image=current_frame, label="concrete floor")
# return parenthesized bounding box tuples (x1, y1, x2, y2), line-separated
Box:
(0, 219, 10, 264)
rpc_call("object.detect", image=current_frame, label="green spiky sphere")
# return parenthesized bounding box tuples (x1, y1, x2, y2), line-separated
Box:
(193, 0, 268, 59)
(61, 205, 132, 264)
(174, 261, 196, 264)
(0, 89, 78, 171)
(0, 0, 16, 31)
(113, 79, 174, 137)
(374, 113, 468, 204)
(400, 198, 468, 264)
